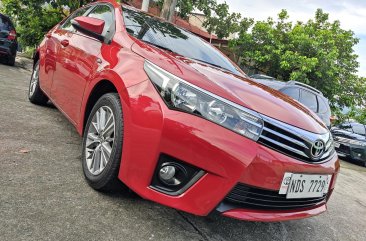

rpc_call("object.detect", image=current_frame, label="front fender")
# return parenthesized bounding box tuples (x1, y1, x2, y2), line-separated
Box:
(77, 48, 148, 135)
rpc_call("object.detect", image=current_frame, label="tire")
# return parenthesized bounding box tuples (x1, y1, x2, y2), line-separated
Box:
(28, 60, 49, 105)
(7, 55, 15, 66)
(82, 93, 126, 192)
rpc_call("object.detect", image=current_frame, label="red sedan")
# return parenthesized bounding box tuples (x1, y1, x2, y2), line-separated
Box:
(29, 0, 339, 222)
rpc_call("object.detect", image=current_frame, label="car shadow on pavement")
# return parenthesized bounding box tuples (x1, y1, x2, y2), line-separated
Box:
(98, 184, 314, 241)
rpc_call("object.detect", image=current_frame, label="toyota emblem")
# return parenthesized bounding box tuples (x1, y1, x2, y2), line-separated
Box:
(311, 140, 325, 159)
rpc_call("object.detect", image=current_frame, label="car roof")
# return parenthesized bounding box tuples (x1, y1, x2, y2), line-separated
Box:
(250, 74, 275, 80)
(250, 78, 286, 90)
(287, 81, 323, 95)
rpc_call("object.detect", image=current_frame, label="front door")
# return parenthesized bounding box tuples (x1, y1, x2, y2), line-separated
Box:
(51, 4, 114, 125)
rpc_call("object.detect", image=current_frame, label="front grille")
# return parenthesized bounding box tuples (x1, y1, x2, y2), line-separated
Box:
(258, 116, 335, 163)
(224, 183, 327, 211)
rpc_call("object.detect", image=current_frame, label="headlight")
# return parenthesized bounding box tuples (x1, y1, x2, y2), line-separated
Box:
(351, 140, 366, 147)
(144, 60, 264, 141)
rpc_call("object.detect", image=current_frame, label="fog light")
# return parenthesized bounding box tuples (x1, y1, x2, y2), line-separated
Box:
(151, 155, 205, 195)
(159, 165, 176, 183)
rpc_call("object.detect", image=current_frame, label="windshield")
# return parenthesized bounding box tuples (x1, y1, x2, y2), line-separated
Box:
(121, 7, 241, 75)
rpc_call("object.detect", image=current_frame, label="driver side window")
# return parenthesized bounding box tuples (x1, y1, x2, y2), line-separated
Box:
(61, 7, 91, 32)
(87, 5, 114, 36)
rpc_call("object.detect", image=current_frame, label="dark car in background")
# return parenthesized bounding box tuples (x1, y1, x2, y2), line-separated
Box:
(251, 76, 332, 128)
(0, 13, 17, 66)
(332, 122, 366, 167)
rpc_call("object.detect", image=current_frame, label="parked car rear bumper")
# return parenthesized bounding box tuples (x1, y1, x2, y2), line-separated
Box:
(0, 40, 17, 58)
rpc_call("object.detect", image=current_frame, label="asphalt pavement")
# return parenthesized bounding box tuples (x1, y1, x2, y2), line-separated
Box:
(0, 60, 365, 241)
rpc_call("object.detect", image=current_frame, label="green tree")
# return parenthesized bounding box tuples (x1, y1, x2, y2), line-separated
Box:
(230, 9, 364, 108)
(157, 0, 240, 39)
(201, 2, 241, 39)
(0, 0, 94, 47)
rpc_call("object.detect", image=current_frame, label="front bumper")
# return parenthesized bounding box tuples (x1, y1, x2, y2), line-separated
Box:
(219, 204, 327, 222)
(118, 80, 340, 222)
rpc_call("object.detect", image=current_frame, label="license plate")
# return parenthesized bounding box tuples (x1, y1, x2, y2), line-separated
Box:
(334, 142, 340, 148)
(279, 173, 332, 199)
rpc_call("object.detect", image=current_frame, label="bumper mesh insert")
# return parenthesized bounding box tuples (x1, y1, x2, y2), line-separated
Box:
(223, 183, 327, 211)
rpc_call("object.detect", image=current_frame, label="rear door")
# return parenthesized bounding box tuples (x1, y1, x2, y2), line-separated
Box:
(51, 4, 115, 125)
(41, 7, 92, 96)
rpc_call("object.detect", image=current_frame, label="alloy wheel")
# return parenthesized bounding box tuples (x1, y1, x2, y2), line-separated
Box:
(29, 63, 39, 97)
(85, 106, 116, 175)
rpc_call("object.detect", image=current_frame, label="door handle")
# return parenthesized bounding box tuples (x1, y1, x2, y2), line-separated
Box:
(61, 39, 69, 47)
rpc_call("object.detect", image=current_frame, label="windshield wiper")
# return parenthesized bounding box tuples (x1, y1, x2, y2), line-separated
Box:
(142, 40, 175, 53)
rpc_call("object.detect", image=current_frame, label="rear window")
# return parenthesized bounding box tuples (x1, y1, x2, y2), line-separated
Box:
(0, 15, 13, 31)
(281, 87, 300, 100)
(300, 90, 318, 112)
(318, 97, 329, 114)
(352, 124, 366, 136)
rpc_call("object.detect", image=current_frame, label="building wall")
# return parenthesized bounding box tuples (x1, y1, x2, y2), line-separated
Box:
(188, 13, 237, 40)
(188, 14, 208, 32)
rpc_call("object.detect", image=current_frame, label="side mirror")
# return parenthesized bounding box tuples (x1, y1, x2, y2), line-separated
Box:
(71, 16, 105, 42)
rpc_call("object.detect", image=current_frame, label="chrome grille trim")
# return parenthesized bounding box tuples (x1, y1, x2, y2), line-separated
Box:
(258, 115, 335, 163)
(260, 135, 309, 158)
(263, 126, 309, 149)
(325, 137, 332, 150)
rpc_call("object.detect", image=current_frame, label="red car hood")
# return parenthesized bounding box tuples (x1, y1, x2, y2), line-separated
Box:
(131, 41, 327, 134)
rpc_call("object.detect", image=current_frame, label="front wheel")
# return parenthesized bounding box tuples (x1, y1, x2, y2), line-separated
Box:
(28, 60, 49, 105)
(82, 93, 125, 192)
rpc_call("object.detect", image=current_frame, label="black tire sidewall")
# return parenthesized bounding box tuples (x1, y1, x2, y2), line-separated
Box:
(28, 61, 39, 100)
(7, 55, 15, 66)
(28, 60, 48, 105)
(82, 93, 124, 190)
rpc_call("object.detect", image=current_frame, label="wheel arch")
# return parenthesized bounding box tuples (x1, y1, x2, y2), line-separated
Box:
(81, 79, 118, 136)
(33, 50, 40, 67)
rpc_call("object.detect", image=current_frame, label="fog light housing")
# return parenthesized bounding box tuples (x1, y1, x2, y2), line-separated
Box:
(151, 154, 205, 195)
